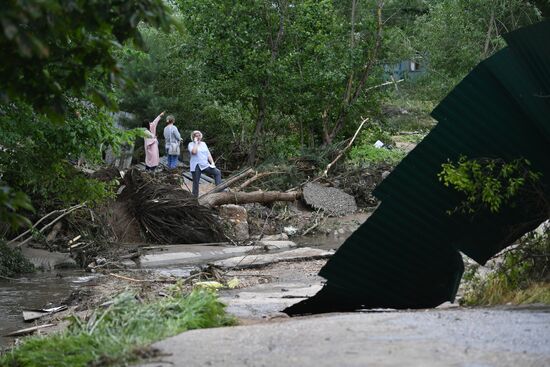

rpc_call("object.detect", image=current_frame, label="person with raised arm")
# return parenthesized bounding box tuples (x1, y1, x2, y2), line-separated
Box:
(142, 111, 165, 171)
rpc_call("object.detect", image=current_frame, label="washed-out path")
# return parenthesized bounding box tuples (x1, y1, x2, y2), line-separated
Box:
(141, 306, 550, 367)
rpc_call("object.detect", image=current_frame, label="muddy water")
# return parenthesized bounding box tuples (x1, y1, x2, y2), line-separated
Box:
(0, 270, 96, 349)
(294, 212, 370, 251)
(295, 231, 351, 251)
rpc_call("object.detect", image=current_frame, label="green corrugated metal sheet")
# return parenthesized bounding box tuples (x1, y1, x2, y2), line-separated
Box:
(285, 21, 550, 315)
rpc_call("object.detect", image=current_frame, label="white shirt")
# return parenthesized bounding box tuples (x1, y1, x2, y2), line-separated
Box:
(188, 141, 212, 172)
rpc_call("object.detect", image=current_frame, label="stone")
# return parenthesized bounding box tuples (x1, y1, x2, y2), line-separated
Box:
(302, 183, 357, 216)
(283, 226, 298, 236)
(219, 204, 249, 241)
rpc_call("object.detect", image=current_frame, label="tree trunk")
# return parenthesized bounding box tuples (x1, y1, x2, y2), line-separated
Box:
(247, 92, 266, 166)
(323, 1, 384, 145)
(199, 191, 301, 207)
(247, 4, 286, 165)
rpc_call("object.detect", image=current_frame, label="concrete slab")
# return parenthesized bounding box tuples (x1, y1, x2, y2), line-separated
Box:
(220, 282, 323, 319)
(139, 245, 253, 267)
(137, 241, 298, 268)
(141, 309, 550, 367)
(21, 247, 77, 270)
(212, 247, 334, 269)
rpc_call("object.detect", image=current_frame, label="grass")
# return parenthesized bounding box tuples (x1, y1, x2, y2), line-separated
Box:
(382, 94, 437, 132)
(461, 227, 549, 307)
(393, 133, 426, 144)
(386, 113, 436, 132)
(462, 278, 550, 306)
(348, 144, 406, 166)
(0, 288, 236, 367)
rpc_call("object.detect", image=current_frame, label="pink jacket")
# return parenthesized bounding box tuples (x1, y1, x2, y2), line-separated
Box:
(144, 114, 162, 167)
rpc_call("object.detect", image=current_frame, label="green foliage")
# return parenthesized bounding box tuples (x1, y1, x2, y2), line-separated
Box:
(114, 1, 402, 167)
(462, 227, 550, 305)
(348, 126, 406, 166)
(395, 133, 426, 144)
(0, 0, 175, 117)
(0, 0, 177, 214)
(0, 186, 33, 230)
(0, 240, 34, 277)
(0, 289, 235, 367)
(439, 157, 542, 214)
(410, 0, 542, 101)
(349, 144, 405, 166)
(381, 92, 437, 131)
(360, 124, 396, 146)
(0, 102, 127, 207)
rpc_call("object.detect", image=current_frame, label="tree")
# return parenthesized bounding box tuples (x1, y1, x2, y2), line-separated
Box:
(411, 0, 542, 100)
(0, 0, 175, 224)
(0, 0, 175, 116)
(175, 0, 388, 164)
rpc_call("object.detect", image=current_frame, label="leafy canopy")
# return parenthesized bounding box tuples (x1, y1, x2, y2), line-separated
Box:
(0, 0, 175, 117)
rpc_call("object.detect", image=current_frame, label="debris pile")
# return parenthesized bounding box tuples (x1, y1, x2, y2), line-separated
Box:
(334, 164, 392, 208)
(121, 169, 226, 244)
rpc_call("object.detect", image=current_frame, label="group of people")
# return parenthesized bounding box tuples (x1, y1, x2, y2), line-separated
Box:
(143, 111, 222, 197)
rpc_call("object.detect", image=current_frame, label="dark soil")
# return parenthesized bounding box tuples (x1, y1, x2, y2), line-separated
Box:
(332, 164, 394, 208)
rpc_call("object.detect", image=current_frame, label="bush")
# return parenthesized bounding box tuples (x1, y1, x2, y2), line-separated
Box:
(0, 241, 34, 277)
(461, 225, 550, 306)
(0, 102, 133, 209)
(0, 185, 33, 231)
(439, 157, 543, 214)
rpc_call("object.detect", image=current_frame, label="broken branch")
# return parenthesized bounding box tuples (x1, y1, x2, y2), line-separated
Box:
(237, 171, 284, 190)
(8, 203, 87, 248)
(323, 117, 369, 177)
(199, 167, 254, 198)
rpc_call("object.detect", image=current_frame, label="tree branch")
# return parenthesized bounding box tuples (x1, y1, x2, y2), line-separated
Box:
(323, 117, 369, 177)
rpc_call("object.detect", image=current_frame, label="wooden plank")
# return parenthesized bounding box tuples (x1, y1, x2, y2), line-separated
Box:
(4, 324, 55, 337)
(23, 305, 68, 322)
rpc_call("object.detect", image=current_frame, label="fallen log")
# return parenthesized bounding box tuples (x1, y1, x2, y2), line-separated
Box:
(199, 167, 254, 198)
(199, 191, 301, 207)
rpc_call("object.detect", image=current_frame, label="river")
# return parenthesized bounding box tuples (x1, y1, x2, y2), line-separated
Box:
(0, 270, 97, 349)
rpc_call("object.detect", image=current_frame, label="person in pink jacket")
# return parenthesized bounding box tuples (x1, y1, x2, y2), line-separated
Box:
(143, 111, 165, 171)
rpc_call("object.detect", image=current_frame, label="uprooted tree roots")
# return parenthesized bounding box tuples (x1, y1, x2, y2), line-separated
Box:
(121, 169, 226, 244)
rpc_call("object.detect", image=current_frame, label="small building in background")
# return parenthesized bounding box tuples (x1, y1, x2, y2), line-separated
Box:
(384, 58, 426, 81)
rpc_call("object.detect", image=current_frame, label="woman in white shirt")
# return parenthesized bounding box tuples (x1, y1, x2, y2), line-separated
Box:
(188, 130, 222, 196)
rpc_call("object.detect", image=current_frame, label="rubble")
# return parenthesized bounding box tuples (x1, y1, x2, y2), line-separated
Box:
(303, 182, 357, 216)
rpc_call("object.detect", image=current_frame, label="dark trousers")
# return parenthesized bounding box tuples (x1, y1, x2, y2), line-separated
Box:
(192, 165, 222, 197)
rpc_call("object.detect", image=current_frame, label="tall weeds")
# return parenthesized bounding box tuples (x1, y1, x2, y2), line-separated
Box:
(1, 289, 235, 367)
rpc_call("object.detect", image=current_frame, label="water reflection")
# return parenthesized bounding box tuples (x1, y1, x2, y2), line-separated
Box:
(0, 270, 95, 349)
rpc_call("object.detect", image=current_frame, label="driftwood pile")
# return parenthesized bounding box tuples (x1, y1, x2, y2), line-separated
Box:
(121, 169, 225, 244)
